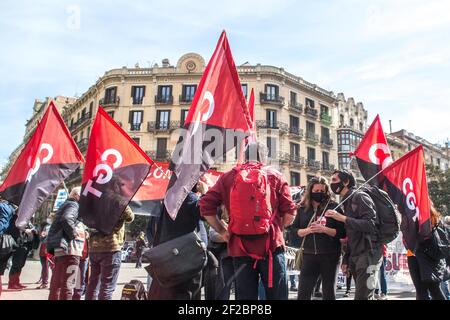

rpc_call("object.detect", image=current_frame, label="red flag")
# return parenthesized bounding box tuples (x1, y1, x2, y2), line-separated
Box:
(164, 31, 251, 219)
(0, 102, 84, 229)
(352, 115, 393, 185)
(131, 163, 222, 216)
(79, 107, 154, 233)
(382, 145, 431, 250)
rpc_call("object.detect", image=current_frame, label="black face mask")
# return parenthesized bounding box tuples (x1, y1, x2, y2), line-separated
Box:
(330, 181, 345, 195)
(311, 192, 326, 203)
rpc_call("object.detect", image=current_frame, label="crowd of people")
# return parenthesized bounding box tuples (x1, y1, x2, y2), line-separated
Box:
(0, 141, 449, 300)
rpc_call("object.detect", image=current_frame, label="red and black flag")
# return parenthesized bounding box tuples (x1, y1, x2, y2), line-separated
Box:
(131, 163, 223, 216)
(0, 102, 84, 229)
(79, 107, 154, 234)
(352, 115, 393, 185)
(164, 31, 251, 219)
(382, 145, 431, 250)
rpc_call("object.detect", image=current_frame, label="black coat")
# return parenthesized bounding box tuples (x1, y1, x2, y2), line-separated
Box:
(46, 198, 79, 254)
(291, 200, 346, 255)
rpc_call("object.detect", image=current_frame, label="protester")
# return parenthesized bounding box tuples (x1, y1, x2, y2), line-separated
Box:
(7, 216, 37, 290)
(46, 186, 87, 300)
(36, 216, 52, 289)
(147, 180, 208, 300)
(199, 142, 296, 300)
(291, 176, 346, 300)
(405, 205, 448, 300)
(135, 231, 147, 269)
(0, 198, 16, 298)
(375, 244, 388, 300)
(325, 170, 382, 300)
(85, 205, 134, 300)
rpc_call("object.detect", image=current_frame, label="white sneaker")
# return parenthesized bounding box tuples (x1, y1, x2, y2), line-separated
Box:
(379, 293, 388, 300)
(374, 293, 380, 299)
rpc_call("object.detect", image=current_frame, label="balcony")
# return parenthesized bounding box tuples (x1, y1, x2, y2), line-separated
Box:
(322, 163, 335, 173)
(306, 159, 321, 171)
(289, 154, 305, 168)
(76, 138, 89, 153)
(259, 92, 285, 107)
(305, 106, 318, 119)
(130, 123, 142, 131)
(147, 121, 181, 132)
(256, 120, 288, 134)
(289, 127, 304, 140)
(277, 152, 290, 163)
(305, 132, 320, 144)
(155, 95, 173, 105)
(99, 96, 120, 107)
(320, 137, 334, 148)
(288, 101, 303, 114)
(69, 112, 93, 132)
(320, 113, 332, 126)
(179, 95, 194, 104)
(146, 150, 173, 161)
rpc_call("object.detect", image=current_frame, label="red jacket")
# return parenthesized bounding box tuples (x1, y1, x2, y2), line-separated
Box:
(199, 165, 296, 258)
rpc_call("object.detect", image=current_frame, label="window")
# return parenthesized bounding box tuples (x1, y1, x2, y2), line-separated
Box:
(307, 147, 316, 161)
(89, 102, 93, 116)
(265, 84, 278, 100)
(267, 137, 277, 158)
(182, 85, 197, 102)
(107, 111, 114, 119)
(290, 116, 299, 130)
(70, 118, 74, 127)
(338, 154, 352, 170)
(290, 92, 297, 105)
(129, 110, 143, 131)
(306, 121, 315, 137)
(290, 143, 300, 157)
(359, 122, 363, 131)
(321, 127, 330, 140)
(320, 104, 329, 115)
(131, 86, 146, 105)
(241, 84, 248, 99)
(156, 110, 170, 129)
(266, 109, 277, 128)
(322, 152, 330, 169)
(350, 118, 354, 128)
(157, 85, 172, 103)
(104, 87, 117, 104)
(305, 98, 315, 108)
(180, 109, 189, 127)
(290, 172, 300, 186)
(340, 115, 344, 126)
(81, 108, 86, 118)
(156, 138, 168, 158)
(132, 137, 140, 146)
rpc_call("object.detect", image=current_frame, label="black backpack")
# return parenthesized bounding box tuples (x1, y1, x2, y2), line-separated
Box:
(358, 185, 401, 244)
(121, 280, 147, 300)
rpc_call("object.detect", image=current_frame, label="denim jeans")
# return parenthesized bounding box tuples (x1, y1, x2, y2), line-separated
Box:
(375, 256, 387, 295)
(232, 248, 288, 300)
(441, 281, 450, 300)
(85, 251, 122, 300)
(289, 274, 297, 288)
(73, 258, 89, 300)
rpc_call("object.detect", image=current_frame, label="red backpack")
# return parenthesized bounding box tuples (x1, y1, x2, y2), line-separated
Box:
(229, 162, 277, 288)
(229, 162, 273, 236)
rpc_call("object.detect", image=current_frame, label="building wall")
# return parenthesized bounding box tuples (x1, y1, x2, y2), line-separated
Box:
(61, 53, 339, 187)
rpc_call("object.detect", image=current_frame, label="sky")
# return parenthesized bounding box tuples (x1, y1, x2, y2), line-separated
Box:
(1, 0, 450, 166)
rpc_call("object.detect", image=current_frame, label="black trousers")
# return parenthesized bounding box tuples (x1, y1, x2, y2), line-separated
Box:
(407, 255, 446, 300)
(298, 253, 341, 300)
(9, 246, 29, 276)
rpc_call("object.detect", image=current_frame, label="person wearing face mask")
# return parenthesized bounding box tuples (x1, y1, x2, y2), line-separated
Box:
(325, 170, 382, 300)
(291, 176, 346, 300)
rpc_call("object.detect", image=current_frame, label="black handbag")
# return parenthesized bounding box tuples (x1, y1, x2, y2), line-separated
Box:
(143, 231, 208, 288)
(0, 234, 17, 257)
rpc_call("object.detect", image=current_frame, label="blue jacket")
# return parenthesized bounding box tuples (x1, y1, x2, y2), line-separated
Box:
(0, 201, 15, 235)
